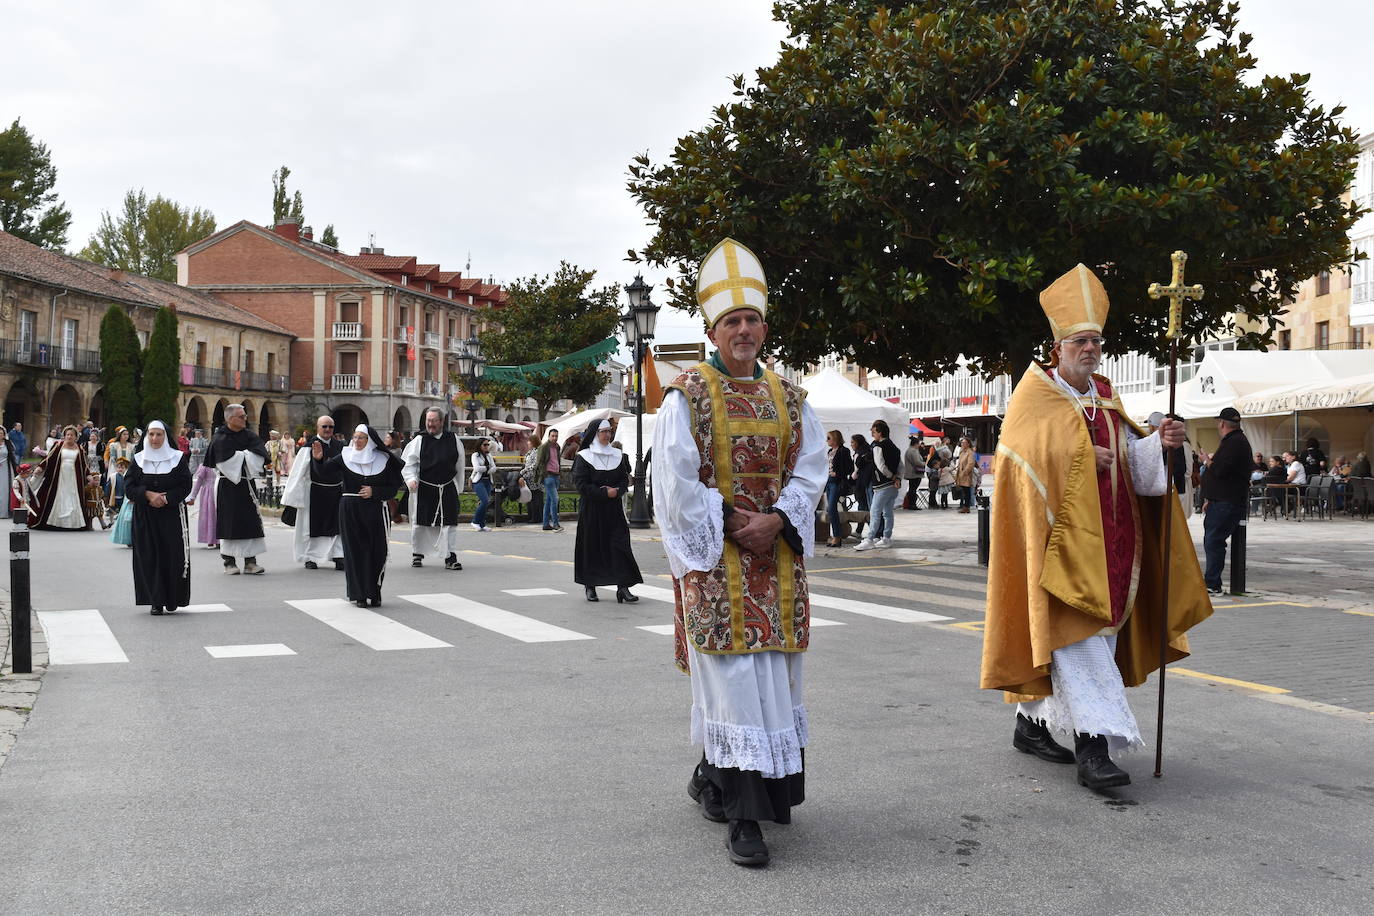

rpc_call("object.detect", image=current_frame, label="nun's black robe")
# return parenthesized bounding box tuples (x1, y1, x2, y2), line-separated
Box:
(127, 452, 193, 611)
(315, 451, 403, 605)
(572, 449, 643, 588)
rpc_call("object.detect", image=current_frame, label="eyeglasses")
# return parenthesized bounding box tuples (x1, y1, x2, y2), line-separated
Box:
(1062, 337, 1107, 348)
(319, 424, 334, 428)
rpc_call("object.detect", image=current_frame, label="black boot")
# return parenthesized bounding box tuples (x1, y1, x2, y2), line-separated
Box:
(687, 764, 727, 823)
(444, 553, 463, 570)
(412, 554, 423, 568)
(725, 819, 769, 867)
(616, 586, 638, 603)
(1074, 733, 1131, 789)
(1013, 713, 1074, 764)
(585, 586, 599, 602)
(150, 606, 163, 616)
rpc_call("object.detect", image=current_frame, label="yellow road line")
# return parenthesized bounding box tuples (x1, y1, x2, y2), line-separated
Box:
(1343, 609, 1374, 618)
(503, 555, 537, 560)
(550, 560, 574, 566)
(462, 550, 492, 555)
(1170, 667, 1290, 695)
(948, 621, 985, 633)
(1217, 601, 1313, 609)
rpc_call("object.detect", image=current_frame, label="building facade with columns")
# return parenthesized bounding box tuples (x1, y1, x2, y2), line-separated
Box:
(178, 219, 507, 436)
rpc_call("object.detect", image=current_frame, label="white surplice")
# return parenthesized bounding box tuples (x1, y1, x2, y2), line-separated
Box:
(652, 384, 826, 778)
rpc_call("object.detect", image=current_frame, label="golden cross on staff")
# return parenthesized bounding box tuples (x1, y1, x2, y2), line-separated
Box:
(1147, 250, 1205, 340)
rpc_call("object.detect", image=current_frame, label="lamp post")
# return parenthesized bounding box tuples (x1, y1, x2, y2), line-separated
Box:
(622, 274, 659, 528)
(454, 334, 486, 430)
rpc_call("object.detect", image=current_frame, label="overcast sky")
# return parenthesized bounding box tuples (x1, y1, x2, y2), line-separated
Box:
(6, 0, 1373, 353)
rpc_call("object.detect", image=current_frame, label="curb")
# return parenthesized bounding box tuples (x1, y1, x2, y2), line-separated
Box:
(0, 605, 49, 776)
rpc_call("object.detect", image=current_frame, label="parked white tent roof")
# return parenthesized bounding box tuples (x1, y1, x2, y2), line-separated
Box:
(801, 368, 910, 444)
(546, 406, 632, 445)
(1176, 350, 1374, 419)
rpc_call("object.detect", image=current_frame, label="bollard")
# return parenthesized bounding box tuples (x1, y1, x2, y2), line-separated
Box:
(1229, 515, 1247, 596)
(491, 477, 507, 528)
(9, 526, 31, 674)
(977, 492, 991, 566)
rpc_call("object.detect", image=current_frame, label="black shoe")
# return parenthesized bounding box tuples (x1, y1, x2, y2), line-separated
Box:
(333, 558, 345, 570)
(1074, 733, 1131, 790)
(542, 525, 554, 531)
(412, 554, 423, 568)
(688, 765, 727, 823)
(304, 560, 318, 570)
(585, 586, 599, 602)
(553, 524, 564, 531)
(150, 606, 163, 616)
(444, 553, 463, 570)
(369, 597, 382, 607)
(725, 819, 769, 867)
(616, 586, 638, 603)
(1013, 713, 1075, 764)
(355, 599, 369, 608)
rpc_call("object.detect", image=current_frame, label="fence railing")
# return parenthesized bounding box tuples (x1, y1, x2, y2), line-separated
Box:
(397, 377, 417, 393)
(0, 340, 100, 373)
(333, 321, 362, 340)
(331, 373, 361, 391)
(181, 365, 288, 391)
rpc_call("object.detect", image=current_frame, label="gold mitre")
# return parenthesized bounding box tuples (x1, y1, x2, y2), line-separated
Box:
(696, 238, 767, 329)
(1039, 263, 1111, 341)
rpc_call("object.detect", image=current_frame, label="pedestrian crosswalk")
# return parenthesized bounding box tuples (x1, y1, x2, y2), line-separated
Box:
(38, 566, 985, 667)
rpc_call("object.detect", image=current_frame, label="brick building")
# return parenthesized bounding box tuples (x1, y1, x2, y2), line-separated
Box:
(178, 219, 507, 434)
(0, 230, 293, 444)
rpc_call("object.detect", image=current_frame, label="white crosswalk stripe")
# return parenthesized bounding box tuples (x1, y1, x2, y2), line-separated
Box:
(205, 644, 296, 658)
(399, 593, 594, 643)
(286, 598, 453, 650)
(178, 603, 235, 614)
(37, 609, 129, 665)
(502, 588, 567, 597)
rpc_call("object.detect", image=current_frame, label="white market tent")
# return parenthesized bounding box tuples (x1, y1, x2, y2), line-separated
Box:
(801, 368, 909, 444)
(546, 406, 633, 446)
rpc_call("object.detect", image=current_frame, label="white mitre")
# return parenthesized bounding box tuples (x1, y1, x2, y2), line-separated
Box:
(696, 238, 767, 329)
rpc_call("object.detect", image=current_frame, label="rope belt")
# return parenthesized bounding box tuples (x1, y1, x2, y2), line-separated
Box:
(418, 477, 460, 528)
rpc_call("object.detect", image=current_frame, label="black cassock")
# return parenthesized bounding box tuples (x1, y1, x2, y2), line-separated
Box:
(203, 427, 269, 542)
(306, 435, 345, 536)
(126, 452, 193, 610)
(316, 452, 403, 604)
(572, 452, 643, 588)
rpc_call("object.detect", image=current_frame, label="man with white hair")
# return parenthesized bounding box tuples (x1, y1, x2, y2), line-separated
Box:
(401, 407, 467, 570)
(653, 243, 825, 868)
(281, 416, 345, 570)
(203, 404, 270, 574)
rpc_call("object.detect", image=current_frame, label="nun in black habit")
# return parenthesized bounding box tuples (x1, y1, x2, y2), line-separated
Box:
(313, 425, 403, 608)
(127, 421, 193, 615)
(572, 418, 642, 603)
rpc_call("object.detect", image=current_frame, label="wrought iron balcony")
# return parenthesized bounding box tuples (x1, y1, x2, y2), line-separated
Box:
(0, 340, 100, 373)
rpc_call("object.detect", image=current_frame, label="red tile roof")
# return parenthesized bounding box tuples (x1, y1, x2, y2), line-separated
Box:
(345, 254, 418, 272)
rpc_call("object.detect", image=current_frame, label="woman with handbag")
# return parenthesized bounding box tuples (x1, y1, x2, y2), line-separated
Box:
(571, 419, 641, 602)
(824, 430, 852, 547)
(126, 421, 193, 616)
(470, 437, 495, 532)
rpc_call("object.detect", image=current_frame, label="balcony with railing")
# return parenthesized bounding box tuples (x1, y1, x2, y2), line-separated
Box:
(0, 340, 100, 373)
(448, 337, 465, 353)
(181, 365, 288, 392)
(1354, 282, 1371, 306)
(331, 373, 362, 391)
(397, 376, 418, 393)
(333, 321, 362, 340)
(396, 326, 411, 342)
(423, 331, 441, 349)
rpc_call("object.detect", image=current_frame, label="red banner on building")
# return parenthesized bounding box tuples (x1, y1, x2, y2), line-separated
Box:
(406, 326, 415, 362)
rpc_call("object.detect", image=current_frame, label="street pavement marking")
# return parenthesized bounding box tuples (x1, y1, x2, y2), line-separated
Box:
(286, 599, 453, 651)
(1343, 609, 1374, 618)
(948, 621, 985, 633)
(636, 617, 844, 637)
(177, 603, 234, 614)
(807, 576, 982, 613)
(838, 567, 988, 596)
(399, 593, 595, 643)
(37, 609, 129, 665)
(205, 644, 296, 658)
(551, 560, 574, 566)
(1259, 693, 1374, 722)
(463, 550, 492, 555)
(809, 562, 932, 572)
(622, 582, 952, 624)
(503, 554, 537, 560)
(1216, 601, 1313, 609)
(504, 588, 568, 597)
(1170, 667, 1290, 694)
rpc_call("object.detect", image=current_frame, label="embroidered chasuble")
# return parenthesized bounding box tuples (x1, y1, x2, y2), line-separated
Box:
(980, 363, 1211, 700)
(666, 363, 810, 674)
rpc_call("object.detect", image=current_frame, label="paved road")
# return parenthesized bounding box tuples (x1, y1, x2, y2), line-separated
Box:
(1, 508, 1371, 914)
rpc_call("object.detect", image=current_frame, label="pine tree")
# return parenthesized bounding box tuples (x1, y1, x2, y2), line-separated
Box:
(141, 308, 181, 428)
(98, 306, 142, 433)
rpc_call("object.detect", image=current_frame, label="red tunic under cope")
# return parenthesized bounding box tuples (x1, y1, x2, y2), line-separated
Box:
(1080, 376, 1140, 629)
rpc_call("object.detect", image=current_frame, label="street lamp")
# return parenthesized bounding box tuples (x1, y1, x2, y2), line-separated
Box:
(455, 335, 485, 429)
(622, 274, 659, 529)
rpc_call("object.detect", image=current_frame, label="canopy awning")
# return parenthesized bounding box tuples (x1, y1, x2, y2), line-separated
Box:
(1176, 350, 1374, 419)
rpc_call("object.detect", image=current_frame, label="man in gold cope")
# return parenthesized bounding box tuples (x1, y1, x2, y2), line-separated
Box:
(652, 239, 826, 867)
(980, 264, 1212, 790)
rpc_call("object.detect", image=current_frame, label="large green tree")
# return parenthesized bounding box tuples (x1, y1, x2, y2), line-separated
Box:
(80, 190, 216, 281)
(628, 0, 1361, 377)
(478, 263, 621, 417)
(99, 306, 142, 433)
(270, 165, 304, 226)
(0, 118, 72, 250)
(141, 308, 181, 427)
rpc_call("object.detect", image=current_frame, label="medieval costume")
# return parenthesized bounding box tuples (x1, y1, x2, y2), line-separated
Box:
(31, 441, 98, 530)
(316, 425, 403, 608)
(652, 239, 826, 867)
(127, 421, 192, 615)
(204, 421, 269, 574)
(187, 461, 218, 548)
(572, 419, 642, 602)
(281, 433, 345, 569)
(980, 264, 1212, 790)
(400, 425, 467, 569)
